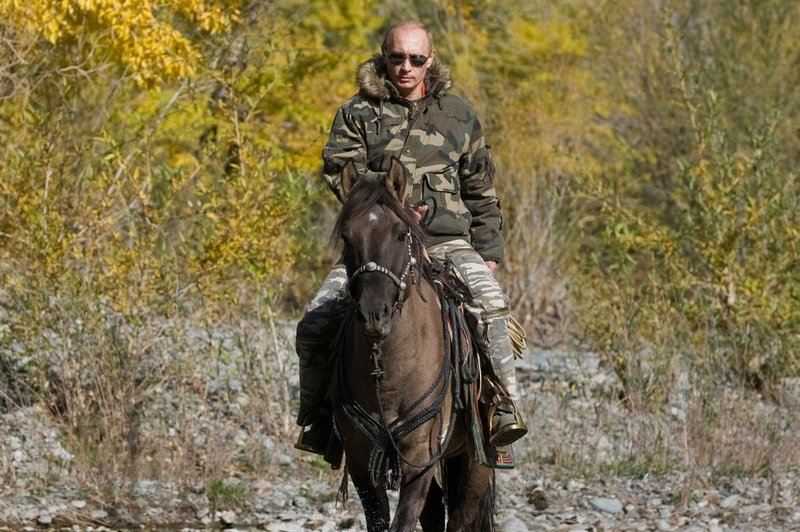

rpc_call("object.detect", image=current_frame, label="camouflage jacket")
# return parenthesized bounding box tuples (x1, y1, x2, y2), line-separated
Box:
(322, 56, 504, 263)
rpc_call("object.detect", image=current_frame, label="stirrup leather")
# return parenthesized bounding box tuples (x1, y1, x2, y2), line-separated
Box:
(487, 396, 528, 447)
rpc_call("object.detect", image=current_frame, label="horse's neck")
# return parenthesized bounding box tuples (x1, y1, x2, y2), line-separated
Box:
(396, 277, 439, 331)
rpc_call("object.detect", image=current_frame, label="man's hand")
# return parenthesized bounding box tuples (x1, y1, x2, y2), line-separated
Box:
(485, 261, 498, 275)
(408, 203, 430, 263)
(411, 203, 429, 223)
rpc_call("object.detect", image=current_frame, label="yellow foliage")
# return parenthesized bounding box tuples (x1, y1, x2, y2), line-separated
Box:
(2, 0, 242, 86)
(211, 0, 385, 176)
(571, 0, 800, 389)
(1, 0, 797, 388)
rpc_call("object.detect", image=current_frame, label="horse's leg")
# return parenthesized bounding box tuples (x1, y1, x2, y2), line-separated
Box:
(445, 455, 494, 532)
(390, 465, 436, 532)
(419, 476, 445, 532)
(354, 483, 390, 532)
(346, 453, 390, 531)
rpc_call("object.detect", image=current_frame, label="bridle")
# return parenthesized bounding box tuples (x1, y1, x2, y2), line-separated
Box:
(349, 228, 417, 312)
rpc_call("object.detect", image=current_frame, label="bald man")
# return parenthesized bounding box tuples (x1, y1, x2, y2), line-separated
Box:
(295, 20, 527, 458)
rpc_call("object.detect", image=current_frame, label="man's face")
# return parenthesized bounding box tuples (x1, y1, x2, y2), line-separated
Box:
(382, 26, 435, 100)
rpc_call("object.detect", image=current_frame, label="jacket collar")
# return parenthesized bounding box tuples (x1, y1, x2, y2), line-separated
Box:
(357, 54, 452, 101)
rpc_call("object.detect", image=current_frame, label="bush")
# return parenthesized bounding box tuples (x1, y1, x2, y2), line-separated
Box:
(577, 1, 800, 399)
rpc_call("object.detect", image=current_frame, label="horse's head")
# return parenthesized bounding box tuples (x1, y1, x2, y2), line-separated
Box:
(334, 157, 425, 339)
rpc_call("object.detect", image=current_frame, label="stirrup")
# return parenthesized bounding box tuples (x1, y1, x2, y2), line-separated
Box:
(487, 397, 528, 447)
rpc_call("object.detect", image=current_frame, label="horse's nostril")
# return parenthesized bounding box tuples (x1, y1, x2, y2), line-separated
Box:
(357, 303, 392, 339)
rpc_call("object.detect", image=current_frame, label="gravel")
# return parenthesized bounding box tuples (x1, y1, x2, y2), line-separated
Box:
(1, 318, 798, 531)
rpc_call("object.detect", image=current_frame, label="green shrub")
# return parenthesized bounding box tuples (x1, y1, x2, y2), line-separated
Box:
(577, 1, 800, 398)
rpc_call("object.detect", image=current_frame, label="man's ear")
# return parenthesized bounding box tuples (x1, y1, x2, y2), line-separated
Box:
(386, 156, 406, 201)
(341, 160, 358, 199)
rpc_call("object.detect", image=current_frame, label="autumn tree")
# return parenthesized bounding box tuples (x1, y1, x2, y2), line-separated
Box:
(578, 0, 800, 396)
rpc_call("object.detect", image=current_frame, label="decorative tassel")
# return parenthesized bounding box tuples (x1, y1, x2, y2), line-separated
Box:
(507, 315, 527, 360)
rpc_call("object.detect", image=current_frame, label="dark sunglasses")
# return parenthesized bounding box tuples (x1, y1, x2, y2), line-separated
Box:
(385, 52, 430, 68)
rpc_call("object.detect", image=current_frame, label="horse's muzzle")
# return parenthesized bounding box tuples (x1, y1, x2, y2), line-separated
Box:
(357, 302, 392, 340)
(363, 323, 390, 340)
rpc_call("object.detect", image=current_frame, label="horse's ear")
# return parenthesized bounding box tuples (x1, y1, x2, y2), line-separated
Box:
(386, 157, 406, 201)
(341, 160, 358, 199)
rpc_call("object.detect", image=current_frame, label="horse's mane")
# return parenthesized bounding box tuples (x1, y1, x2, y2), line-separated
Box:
(333, 179, 428, 248)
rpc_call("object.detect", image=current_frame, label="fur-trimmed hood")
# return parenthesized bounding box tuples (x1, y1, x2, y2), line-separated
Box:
(356, 55, 453, 101)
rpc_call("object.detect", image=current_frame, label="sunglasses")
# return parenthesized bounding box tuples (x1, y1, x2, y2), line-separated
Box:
(385, 52, 431, 68)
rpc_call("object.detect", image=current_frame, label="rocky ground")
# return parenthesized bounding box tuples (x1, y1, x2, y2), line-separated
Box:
(1, 317, 799, 531)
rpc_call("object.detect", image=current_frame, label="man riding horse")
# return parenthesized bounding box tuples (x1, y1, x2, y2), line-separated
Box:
(296, 20, 527, 455)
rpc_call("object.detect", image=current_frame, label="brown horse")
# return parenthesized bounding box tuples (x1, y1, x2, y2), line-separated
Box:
(330, 158, 494, 531)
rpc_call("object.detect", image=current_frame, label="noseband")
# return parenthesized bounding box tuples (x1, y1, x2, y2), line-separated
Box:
(349, 229, 416, 311)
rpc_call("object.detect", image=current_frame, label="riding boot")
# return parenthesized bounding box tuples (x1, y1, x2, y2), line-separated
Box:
(295, 326, 333, 456)
(296, 356, 328, 427)
(294, 350, 333, 457)
(483, 314, 528, 447)
(295, 267, 348, 430)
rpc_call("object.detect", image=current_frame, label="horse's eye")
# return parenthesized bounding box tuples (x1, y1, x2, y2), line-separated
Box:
(397, 230, 407, 241)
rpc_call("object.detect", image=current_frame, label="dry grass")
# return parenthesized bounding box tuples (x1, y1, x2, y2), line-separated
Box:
(0, 289, 298, 496)
(2, 291, 799, 514)
(515, 348, 800, 492)
(683, 382, 800, 477)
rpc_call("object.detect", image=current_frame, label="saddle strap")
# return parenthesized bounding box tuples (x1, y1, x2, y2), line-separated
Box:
(341, 401, 400, 489)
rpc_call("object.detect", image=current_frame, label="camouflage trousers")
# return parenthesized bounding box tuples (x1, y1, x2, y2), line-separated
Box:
(295, 239, 518, 426)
